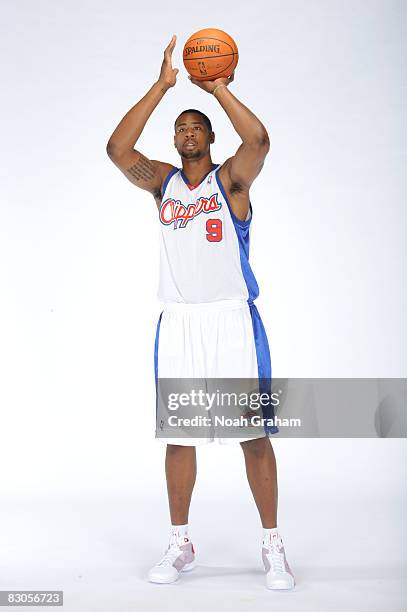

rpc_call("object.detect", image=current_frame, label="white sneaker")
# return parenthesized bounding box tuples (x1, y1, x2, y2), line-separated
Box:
(148, 534, 196, 584)
(262, 532, 295, 590)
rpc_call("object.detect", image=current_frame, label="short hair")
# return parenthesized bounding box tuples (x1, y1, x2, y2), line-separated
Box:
(174, 109, 212, 133)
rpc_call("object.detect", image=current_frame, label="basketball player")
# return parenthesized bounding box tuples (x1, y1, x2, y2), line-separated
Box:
(106, 35, 295, 590)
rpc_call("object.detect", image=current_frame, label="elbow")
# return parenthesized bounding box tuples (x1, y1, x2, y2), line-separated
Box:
(106, 139, 127, 160)
(106, 140, 133, 161)
(257, 130, 270, 152)
(106, 140, 117, 159)
(245, 130, 271, 153)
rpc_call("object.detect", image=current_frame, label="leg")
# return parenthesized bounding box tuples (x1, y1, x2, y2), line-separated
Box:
(165, 444, 197, 524)
(240, 437, 278, 528)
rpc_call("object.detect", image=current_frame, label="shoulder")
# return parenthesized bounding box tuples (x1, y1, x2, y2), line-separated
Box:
(216, 159, 251, 223)
(157, 162, 179, 188)
(160, 163, 179, 188)
(217, 157, 232, 187)
(152, 163, 178, 205)
(217, 157, 248, 196)
(143, 160, 178, 208)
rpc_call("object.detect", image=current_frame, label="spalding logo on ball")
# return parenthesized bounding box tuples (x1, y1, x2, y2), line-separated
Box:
(183, 28, 238, 81)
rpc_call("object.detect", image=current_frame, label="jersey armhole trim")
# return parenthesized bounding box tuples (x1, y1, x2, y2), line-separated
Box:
(161, 167, 179, 199)
(215, 166, 252, 228)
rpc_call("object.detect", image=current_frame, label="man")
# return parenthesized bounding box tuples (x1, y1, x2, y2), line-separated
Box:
(106, 34, 295, 591)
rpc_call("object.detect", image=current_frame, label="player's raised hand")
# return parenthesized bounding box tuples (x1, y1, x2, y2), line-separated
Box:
(188, 71, 235, 94)
(158, 35, 179, 90)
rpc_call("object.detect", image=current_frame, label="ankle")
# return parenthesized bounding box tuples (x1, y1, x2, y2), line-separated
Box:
(169, 523, 189, 541)
(262, 527, 280, 545)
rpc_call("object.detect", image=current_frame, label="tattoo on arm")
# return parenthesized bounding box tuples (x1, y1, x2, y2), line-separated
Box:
(126, 155, 157, 182)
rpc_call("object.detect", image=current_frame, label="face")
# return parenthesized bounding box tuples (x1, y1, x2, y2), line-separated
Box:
(174, 113, 214, 160)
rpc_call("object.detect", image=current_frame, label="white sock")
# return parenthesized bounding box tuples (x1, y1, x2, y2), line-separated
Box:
(170, 523, 189, 540)
(263, 527, 279, 545)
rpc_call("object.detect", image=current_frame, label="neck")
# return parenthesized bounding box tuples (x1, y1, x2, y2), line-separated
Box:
(181, 156, 215, 185)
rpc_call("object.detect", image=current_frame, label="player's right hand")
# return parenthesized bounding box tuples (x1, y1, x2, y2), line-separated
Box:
(158, 35, 179, 90)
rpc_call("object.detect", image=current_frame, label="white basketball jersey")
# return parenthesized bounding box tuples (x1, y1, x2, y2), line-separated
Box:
(157, 163, 259, 304)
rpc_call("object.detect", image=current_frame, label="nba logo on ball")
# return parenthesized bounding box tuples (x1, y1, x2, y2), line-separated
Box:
(183, 28, 239, 81)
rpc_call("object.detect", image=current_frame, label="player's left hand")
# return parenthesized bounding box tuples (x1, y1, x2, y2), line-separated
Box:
(187, 71, 234, 93)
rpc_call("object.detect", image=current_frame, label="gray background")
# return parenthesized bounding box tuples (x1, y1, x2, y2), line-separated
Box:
(0, 0, 406, 610)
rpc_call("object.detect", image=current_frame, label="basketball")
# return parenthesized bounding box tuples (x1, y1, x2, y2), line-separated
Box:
(183, 28, 238, 81)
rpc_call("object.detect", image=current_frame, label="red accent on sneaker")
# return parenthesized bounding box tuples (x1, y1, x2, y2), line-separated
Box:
(191, 544, 195, 554)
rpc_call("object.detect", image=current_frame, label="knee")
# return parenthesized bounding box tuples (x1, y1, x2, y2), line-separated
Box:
(166, 444, 195, 456)
(240, 436, 270, 458)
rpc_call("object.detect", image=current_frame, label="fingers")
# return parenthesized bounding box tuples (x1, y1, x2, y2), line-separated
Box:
(164, 34, 177, 57)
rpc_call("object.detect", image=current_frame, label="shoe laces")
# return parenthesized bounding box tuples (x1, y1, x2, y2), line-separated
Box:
(156, 541, 183, 568)
(265, 535, 285, 573)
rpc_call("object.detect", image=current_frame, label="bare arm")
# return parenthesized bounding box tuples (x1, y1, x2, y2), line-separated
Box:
(188, 73, 270, 190)
(106, 36, 179, 198)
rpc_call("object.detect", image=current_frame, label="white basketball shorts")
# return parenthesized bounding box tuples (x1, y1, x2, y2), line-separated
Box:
(154, 299, 278, 445)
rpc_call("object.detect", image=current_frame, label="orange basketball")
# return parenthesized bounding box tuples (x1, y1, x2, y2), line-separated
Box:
(183, 28, 238, 81)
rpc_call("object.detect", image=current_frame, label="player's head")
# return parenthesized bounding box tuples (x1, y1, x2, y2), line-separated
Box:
(174, 109, 215, 160)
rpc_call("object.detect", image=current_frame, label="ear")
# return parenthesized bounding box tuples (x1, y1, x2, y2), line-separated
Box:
(210, 131, 215, 144)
